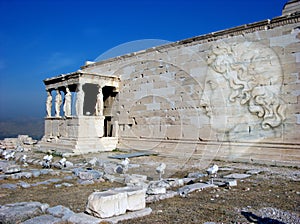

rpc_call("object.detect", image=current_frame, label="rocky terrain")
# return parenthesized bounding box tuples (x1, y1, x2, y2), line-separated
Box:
(0, 136, 299, 223)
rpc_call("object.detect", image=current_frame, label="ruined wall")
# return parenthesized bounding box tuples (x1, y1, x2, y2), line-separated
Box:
(81, 13, 300, 166)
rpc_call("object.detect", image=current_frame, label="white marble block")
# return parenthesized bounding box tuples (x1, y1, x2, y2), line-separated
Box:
(86, 190, 127, 218)
(86, 187, 146, 218)
(114, 187, 146, 211)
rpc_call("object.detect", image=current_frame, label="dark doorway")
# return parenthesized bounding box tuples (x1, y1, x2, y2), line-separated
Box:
(83, 84, 98, 115)
(104, 116, 112, 137)
(103, 86, 118, 136)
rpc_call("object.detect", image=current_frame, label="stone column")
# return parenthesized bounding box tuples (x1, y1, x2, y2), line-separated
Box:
(55, 89, 62, 117)
(95, 85, 103, 116)
(76, 84, 84, 116)
(113, 120, 119, 137)
(63, 86, 72, 117)
(46, 90, 52, 117)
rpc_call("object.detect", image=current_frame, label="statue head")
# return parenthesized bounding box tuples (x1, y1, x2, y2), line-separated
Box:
(201, 41, 286, 133)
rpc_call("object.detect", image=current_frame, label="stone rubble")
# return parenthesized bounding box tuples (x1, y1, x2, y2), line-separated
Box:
(1, 161, 252, 222)
(146, 190, 178, 203)
(178, 183, 216, 197)
(21, 214, 62, 224)
(18, 181, 31, 188)
(212, 178, 238, 187)
(4, 164, 21, 174)
(246, 169, 263, 175)
(0, 135, 36, 151)
(0, 202, 48, 224)
(47, 205, 75, 220)
(0, 143, 262, 224)
(0, 201, 152, 224)
(223, 173, 251, 179)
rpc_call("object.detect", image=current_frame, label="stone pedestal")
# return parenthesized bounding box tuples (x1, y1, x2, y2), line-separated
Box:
(38, 116, 118, 154)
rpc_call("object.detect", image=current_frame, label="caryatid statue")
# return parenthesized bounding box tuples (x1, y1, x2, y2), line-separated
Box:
(55, 89, 62, 117)
(76, 84, 84, 116)
(46, 90, 52, 117)
(95, 86, 103, 116)
(63, 86, 72, 117)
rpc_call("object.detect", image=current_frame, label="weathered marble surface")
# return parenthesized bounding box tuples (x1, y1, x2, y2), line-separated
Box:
(39, 5, 300, 166)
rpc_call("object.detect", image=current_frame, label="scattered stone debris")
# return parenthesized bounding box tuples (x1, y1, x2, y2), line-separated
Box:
(0, 144, 298, 223)
(0, 201, 48, 224)
(0, 183, 18, 189)
(4, 164, 21, 174)
(223, 173, 251, 179)
(42, 154, 53, 168)
(147, 181, 167, 195)
(18, 181, 31, 188)
(156, 162, 166, 180)
(187, 172, 207, 179)
(108, 151, 157, 159)
(246, 169, 263, 175)
(212, 178, 237, 187)
(178, 183, 216, 197)
(21, 214, 62, 224)
(47, 205, 75, 220)
(146, 190, 178, 202)
(124, 174, 148, 187)
(0, 135, 37, 151)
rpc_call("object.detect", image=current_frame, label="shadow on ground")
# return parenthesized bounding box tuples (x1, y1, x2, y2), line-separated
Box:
(241, 211, 285, 224)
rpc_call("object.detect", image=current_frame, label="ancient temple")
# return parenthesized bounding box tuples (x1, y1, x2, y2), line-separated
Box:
(39, 72, 120, 154)
(39, 1, 300, 166)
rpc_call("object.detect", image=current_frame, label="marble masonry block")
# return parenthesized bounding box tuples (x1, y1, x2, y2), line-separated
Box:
(124, 174, 148, 184)
(113, 187, 146, 211)
(86, 186, 146, 218)
(86, 190, 127, 218)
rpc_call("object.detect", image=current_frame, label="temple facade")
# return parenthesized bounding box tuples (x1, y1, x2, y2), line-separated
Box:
(39, 1, 300, 166)
(39, 72, 120, 153)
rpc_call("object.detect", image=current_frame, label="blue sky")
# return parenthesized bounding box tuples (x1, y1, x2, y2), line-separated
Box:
(0, 0, 287, 119)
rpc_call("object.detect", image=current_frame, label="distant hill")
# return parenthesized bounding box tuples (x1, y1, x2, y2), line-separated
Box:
(0, 117, 44, 140)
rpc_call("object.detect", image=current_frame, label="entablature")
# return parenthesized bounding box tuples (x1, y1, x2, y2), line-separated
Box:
(44, 72, 120, 90)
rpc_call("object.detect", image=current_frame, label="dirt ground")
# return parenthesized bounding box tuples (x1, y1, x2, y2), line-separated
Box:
(1, 152, 299, 223)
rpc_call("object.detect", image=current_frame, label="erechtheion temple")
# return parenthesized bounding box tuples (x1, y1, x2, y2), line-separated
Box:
(39, 1, 300, 166)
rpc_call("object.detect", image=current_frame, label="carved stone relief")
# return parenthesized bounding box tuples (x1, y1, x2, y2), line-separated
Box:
(55, 89, 62, 117)
(95, 86, 103, 116)
(76, 84, 84, 116)
(201, 42, 286, 135)
(46, 90, 52, 117)
(63, 86, 72, 117)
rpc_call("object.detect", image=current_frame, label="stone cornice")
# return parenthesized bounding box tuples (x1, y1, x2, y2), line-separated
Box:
(44, 71, 119, 88)
(81, 12, 300, 69)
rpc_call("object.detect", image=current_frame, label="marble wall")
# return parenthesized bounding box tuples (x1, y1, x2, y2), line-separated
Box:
(64, 12, 300, 165)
